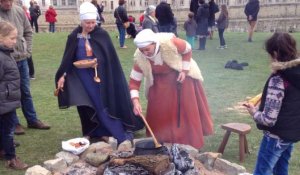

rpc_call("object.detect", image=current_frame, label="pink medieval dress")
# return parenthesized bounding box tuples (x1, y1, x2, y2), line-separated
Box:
(129, 35, 214, 149)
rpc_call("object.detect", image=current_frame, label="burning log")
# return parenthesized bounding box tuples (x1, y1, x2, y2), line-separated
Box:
(109, 155, 170, 174)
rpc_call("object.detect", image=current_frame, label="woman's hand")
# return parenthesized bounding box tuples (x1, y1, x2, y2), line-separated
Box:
(132, 98, 142, 116)
(57, 75, 65, 92)
(243, 103, 257, 117)
(177, 71, 186, 83)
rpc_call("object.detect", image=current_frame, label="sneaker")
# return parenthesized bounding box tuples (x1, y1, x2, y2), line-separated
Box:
(217, 46, 224, 49)
(120, 46, 127, 49)
(30, 76, 35, 80)
(248, 38, 252, 42)
(5, 157, 28, 170)
(117, 140, 133, 151)
(28, 120, 50, 130)
(223, 45, 228, 49)
(14, 124, 25, 135)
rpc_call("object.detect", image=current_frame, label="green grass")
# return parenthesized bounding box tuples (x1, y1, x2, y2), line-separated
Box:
(1, 31, 300, 175)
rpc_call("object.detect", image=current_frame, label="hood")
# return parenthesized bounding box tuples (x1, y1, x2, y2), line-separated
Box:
(272, 58, 300, 89)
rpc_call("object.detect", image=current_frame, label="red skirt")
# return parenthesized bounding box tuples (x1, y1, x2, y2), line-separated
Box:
(146, 70, 214, 149)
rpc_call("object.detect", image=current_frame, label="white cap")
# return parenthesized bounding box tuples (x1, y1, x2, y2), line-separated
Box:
(134, 29, 158, 48)
(79, 2, 98, 21)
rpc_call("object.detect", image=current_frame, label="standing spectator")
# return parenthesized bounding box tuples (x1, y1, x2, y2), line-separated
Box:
(55, 2, 144, 149)
(245, 32, 300, 175)
(0, 20, 29, 170)
(244, 0, 260, 42)
(155, 0, 174, 33)
(208, 0, 219, 39)
(0, 0, 51, 135)
(22, 5, 35, 80)
(139, 11, 145, 26)
(29, 1, 40, 33)
(142, 5, 159, 33)
(114, 0, 129, 49)
(45, 5, 57, 33)
(184, 12, 197, 49)
(130, 29, 214, 149)
(189, 0, 199, 18)
(216, 4, 229, 49)
(91, 0, 105, 26)
(196, 0, 209, 50)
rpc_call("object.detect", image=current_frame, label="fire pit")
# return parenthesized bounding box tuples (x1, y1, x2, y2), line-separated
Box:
(102, 142, 200, 175)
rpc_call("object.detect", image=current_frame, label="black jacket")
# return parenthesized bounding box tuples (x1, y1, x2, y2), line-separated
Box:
(244, 0, 260, 21)
(0, 45, 21, 115)
(114, 5, 128, 25)
(55, 26, 144, 132)
(257, 60, 300, 142)
(155, 2, 174, 25)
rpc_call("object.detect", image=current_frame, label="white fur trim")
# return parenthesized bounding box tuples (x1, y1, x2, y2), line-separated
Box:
(182, 61, 191, 70)
(182, 41, 191, 54)
(130, 69, 143, 81)
(130, 90, 139, 99)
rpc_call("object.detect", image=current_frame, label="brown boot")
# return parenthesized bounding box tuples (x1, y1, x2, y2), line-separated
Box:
(27, 120, 50, 130)
(14, 124, 25, 135)
(5, 157, 28, 170)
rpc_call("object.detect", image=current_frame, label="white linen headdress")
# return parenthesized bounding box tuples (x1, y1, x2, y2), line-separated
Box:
(79, 2, 98, 21)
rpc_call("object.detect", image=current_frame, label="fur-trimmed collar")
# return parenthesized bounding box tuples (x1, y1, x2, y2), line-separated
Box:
(271, 58, 300, 72)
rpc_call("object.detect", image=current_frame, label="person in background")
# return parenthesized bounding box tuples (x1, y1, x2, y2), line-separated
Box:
(129, 29, 214, 149)
(91, 0, 105, 27)
(196, 0, 209, 50)
(22, 5, 31, 21)
(114, 0, 129, 49)
(208, 0, 219, 39)
(29, 1, 40, 33)
(55, 2, 144, 150)
(184, 12, 197, 49)
(45, 5, 57, 33)
(22, 5, 35, 80)
(216, 4, 229, 49)
(142, 5, 158, 33)
(244, 0, 260, 42)
(245, 32, 300, 175)
(0, 20, 28, 170)
(189, 0, 199, 19)
(0, 0, 51, 135)
(139, 11, 145, 26)
(126, 15, 137, 38)
(155, 0, 174, 33)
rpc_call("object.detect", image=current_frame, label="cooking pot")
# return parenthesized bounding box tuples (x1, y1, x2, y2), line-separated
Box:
(134, 139, 169, 156)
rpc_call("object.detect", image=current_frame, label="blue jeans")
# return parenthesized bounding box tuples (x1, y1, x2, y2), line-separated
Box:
(13, 59, 38, 125)
(49, 22, 55, 33)
(117, 24, 126, 47)
(0, 111, 16, 160)
(254, 134, 294, 175)
(218, 28, 226, 46)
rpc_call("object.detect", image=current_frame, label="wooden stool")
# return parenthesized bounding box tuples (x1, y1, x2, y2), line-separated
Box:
(217, 123, 251, 162)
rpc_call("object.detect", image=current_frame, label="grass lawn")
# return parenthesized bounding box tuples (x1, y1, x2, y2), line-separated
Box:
(1, 30, 300, 175)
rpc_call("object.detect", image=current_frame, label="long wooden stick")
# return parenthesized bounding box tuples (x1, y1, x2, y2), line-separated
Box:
(139, 113, 162, 148)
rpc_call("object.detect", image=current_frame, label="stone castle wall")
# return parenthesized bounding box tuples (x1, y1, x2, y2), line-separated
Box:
(37, 3, 300, 32)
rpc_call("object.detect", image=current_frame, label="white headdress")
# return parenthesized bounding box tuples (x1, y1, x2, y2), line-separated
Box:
(79, 2, 98, 21)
